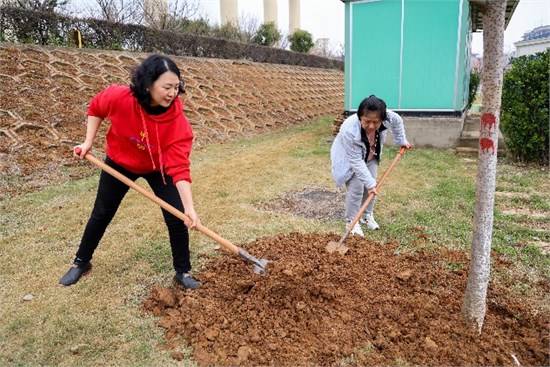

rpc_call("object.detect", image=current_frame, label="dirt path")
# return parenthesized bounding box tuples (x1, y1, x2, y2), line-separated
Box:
(143, 232, 549, 366)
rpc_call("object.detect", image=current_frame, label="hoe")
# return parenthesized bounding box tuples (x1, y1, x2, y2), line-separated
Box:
(327, 146, 407, 255)
(75, 148, 268, 275)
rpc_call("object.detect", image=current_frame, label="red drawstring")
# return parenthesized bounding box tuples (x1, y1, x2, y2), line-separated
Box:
(155, 122, 166, 185)
(139, 108, 167, 185)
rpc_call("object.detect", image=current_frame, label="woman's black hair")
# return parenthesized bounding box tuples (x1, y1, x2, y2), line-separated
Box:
(130, 54, 185, 108)
(357, 95, 387, 121)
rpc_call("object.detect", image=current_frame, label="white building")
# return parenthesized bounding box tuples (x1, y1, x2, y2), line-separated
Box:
(513, 25, 550, 57)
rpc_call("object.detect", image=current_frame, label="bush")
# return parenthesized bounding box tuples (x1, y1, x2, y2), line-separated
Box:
(500, 50, 549, 164)
(288, 29, 314, 53)
(179, 18, 211, 36)
(467, 69, 480, 110)
(251, 22, 281, 47)
(211, 22, 246, 43)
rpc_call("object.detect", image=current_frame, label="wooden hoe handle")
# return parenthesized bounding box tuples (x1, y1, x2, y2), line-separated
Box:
(76, 149, 240, 255)
(343, 146, 407, 240)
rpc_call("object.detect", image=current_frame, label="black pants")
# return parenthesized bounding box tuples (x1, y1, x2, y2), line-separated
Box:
(75, 156, 191, 273)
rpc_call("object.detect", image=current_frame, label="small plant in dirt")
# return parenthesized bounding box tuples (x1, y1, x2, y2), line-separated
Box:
(393, 358, 411, 366)
(357, 342, 375, 355)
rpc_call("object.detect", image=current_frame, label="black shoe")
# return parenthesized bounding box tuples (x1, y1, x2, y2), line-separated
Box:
(59, 262, 92, 286)
(174, 272, 199, 290)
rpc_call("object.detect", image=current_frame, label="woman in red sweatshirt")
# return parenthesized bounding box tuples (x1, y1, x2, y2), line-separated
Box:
(59, 54, 199, 289)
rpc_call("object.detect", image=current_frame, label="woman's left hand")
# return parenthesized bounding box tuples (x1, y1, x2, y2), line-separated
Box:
(184, 208, 200, 230)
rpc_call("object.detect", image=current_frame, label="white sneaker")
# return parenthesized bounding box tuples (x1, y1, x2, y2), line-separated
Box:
(360, 213, 380, 230)
(346, 221, 364, 237)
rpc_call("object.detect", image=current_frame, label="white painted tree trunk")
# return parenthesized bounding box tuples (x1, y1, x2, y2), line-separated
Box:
(461, 0, 506, 333)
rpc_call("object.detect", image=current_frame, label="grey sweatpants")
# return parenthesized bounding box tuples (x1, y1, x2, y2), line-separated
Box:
(344, 159, 378, 222)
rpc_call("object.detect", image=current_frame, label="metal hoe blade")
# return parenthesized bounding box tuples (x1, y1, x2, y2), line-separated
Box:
(238, 248, 269, 275)
(326, 240, 350, 255)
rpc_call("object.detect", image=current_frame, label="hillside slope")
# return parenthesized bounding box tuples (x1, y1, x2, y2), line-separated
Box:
(0, 43, 343, 198)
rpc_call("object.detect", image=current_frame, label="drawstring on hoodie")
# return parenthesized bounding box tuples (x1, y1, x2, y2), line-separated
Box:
(155, 122, 166, 185)
(139, 108, 167, 185)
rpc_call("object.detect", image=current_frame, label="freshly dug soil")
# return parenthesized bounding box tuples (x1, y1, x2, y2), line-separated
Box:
(143, 232, 549, 366)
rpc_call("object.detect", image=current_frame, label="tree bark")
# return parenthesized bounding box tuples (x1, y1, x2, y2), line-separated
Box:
(461, 0, 506, 333)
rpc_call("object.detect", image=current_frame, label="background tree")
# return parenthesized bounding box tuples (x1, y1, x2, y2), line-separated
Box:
(251, 21, 281, 47)
(310, 37, 331, 57)
(467, 69, 480, 111)
(334, 42, 345, 62)
(212, 22, 245, 42)
(145, 0, 200, 31)
(461, 0, 506, 333)
(288, 28, 314, 53)
(500, 50, 549, 164)
(178, 17, 211, 36)
(236, 13, 260, 43)
(11, 0, 70, 12)
(87, 0, 143, 24)
(277, 30, 290, 49)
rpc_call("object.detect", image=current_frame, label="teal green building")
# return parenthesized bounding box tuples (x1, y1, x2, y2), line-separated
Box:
(341, 0, 518, 117)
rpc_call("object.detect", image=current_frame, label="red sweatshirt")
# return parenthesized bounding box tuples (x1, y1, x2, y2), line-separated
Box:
(88, 85, 193, 184)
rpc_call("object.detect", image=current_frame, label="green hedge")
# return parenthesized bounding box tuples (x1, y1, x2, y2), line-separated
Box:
(467, 69, 480, 111)
(501, 50, 549, 164)
(0, 6, 344, 70)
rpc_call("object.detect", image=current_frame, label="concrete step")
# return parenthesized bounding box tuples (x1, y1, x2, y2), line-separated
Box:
(459, 131, 506, 146)
(461, 130, 480, 139)
(458, 138, 506, 149)
(463, 121, 480, 132)
(456, 146, 507, 157)
(459, 137, 482, 148)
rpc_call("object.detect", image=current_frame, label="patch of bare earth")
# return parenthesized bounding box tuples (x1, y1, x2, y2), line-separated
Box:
(143, 232, 549, 366)
(259, 188, 345, 221)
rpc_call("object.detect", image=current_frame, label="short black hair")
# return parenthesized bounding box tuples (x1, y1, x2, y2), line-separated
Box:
(130, 54, 185, 108)
(357, 95, 387, 121)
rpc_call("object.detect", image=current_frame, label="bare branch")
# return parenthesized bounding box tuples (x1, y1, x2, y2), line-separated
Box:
(84, 0, 144, 24)
(237, 12, 260, 43)
(12, 0, 71, 12)
(143, 0, 200, 30)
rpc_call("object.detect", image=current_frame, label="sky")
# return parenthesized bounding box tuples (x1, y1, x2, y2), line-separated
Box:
(196, 0, 550, 55)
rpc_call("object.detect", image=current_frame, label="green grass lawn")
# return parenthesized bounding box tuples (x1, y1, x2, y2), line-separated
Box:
(1, 116, 548, 366)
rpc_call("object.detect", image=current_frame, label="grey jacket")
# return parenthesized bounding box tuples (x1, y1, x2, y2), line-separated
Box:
(330, 110, 409, 190)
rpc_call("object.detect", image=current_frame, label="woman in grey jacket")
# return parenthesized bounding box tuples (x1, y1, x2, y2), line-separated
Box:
(331, 95, 410, 236)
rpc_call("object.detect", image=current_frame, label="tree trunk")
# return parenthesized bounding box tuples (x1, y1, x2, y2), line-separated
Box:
(461, 0, 506, 333)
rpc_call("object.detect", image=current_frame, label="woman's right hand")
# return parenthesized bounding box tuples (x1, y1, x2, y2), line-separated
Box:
(368, 187, 378, 196)
(73, 142, 92, 159)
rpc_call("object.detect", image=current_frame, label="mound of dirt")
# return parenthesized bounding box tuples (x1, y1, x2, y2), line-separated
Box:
(142, 232, 549, 366)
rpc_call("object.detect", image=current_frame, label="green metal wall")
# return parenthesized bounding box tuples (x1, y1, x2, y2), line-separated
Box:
(455, 0, 471, 111)
(347, 0, 402, 110)
(344, 0, 471, 113)
(400, 1, 458, 109)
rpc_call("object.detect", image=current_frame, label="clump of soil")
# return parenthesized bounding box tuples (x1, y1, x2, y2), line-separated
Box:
(143, 232, 549, 366)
